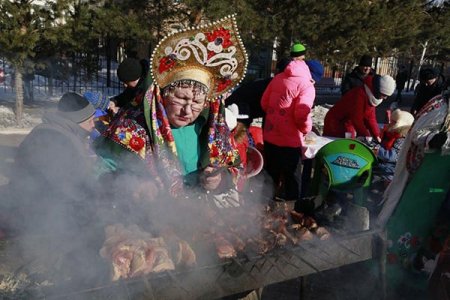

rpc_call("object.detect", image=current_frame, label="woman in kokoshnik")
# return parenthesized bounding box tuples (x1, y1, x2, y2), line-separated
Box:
(95, 15, 249, 208)
(377, 91, 450, 296)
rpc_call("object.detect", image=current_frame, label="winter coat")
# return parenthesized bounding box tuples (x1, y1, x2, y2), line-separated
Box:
(411, 74, 446, 115)
(225, 78, 271, 126)
(323, 75, 380, 139)
(395, 70, 408, 90)
(261, 60, 315, 148)
(341, 66, 375, 95)
(376, 137, 405, 181)
(112, 59, 152, 108)
(6, 112, 97, 235)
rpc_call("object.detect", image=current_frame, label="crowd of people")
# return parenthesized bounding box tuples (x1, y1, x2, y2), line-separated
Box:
(0, 14, 449, 299)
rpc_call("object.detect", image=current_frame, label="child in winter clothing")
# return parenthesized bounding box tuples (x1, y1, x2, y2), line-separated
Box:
(83, 91, 113, 140)
(375, 109, 414, 183)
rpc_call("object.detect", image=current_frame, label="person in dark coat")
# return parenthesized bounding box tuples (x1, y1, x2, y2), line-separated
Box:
(224, 57, 292, 126)
(225, 78, 270, 127)
(6, 92, 98, 235)
(341, 54, 376, 95)
(410, 67, 446, 116)
(2, 92, 107, 285)
(395, 65, 408, 103)
(111, 57, 152, 109)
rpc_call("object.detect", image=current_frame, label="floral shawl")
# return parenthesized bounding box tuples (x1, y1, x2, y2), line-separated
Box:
(102, 83, 241, 196)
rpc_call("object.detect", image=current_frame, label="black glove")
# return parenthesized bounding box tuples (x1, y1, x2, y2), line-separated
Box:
(429, 132, 448, 149)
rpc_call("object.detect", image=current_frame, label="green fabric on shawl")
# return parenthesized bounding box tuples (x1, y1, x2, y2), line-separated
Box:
(385, 151, 450, 291)
(93, 137, 150, 177)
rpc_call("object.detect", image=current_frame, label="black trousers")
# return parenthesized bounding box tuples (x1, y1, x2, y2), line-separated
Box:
(263, 141, 302, 200)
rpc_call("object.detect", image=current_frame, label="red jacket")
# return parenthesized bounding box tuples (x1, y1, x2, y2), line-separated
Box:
(323, 76, 380, 139)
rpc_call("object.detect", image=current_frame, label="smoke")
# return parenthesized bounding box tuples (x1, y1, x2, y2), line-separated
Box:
(0, 116, 277, 299)
(0, 107, 380, 299)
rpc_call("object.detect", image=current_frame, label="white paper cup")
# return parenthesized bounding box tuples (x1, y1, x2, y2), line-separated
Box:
(345, 132, 352, 139)
(365, 136, 373, 143)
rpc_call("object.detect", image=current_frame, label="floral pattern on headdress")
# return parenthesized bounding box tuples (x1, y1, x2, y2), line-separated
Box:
(151, 14, 248, 100)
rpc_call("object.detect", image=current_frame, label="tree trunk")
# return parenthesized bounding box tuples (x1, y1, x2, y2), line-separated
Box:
(15, 71, 24, 127)
(415, 40, 428, 86)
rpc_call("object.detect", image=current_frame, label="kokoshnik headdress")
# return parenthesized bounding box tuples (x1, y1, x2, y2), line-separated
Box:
(150, 14, 248, 100)
(104, 15, 248, 197)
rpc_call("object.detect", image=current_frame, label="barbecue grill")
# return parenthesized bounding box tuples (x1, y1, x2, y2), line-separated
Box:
(26, 228, 386, 300)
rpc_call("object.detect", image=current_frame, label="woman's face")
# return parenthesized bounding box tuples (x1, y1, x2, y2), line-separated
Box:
(163, 84, 207, 128)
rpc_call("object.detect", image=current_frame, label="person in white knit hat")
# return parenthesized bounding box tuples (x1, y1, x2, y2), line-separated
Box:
(323, 74, 396, 143)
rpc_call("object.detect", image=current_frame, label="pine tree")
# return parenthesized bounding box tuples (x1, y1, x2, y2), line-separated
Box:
(419, 0, 450, 62)
(0, 0, 45, 125)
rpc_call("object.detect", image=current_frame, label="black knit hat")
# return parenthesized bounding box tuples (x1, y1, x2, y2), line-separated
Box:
(419, 68, 439, 81)
(117, 58, 143, 83)
(57, 92, 95, 123)
(359, 55, 373, 67)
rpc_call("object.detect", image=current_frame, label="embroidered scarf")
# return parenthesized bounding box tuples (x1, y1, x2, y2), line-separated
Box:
(104, 83, 241, 196)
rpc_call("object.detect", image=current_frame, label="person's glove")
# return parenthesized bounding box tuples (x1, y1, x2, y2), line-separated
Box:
(429, 132, 448, 149)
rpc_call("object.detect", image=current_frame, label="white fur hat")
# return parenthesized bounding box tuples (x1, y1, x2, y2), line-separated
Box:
(390, 109, 414, 133)
(379, 75, 396, 96)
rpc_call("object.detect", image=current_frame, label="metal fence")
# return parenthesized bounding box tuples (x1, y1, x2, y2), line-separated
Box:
(0, 54, 443, 101)
(0, 56, 124, 100)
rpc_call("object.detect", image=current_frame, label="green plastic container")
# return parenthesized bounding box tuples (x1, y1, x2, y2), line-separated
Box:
(309, 139, 377, 205)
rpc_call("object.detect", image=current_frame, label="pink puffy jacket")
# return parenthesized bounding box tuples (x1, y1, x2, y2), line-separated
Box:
(261, 60, 316, 148)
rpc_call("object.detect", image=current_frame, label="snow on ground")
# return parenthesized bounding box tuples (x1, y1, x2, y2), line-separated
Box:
(0, 90, 59, 133)
(0, 105, 43, 131)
